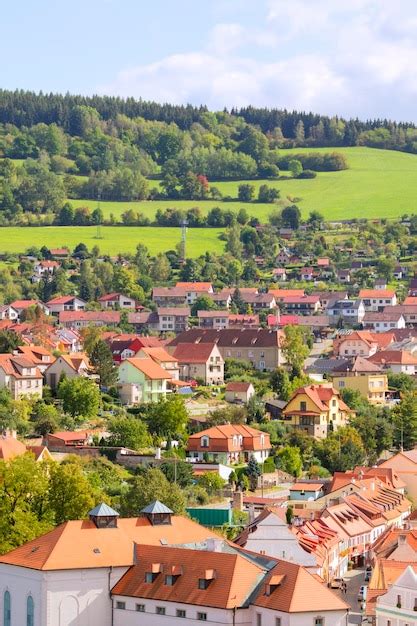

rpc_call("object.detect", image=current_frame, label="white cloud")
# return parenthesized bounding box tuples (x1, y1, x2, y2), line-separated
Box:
(99, 1, 417, 120)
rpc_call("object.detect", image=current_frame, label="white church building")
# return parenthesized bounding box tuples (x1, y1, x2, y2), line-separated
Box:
(0, 501, 349, 626)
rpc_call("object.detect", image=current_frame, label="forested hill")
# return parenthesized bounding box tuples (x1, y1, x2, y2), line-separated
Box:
(0, 89, 416, 151)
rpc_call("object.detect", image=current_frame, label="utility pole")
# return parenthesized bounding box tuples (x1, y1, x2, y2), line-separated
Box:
(180, 219, 188, 263)
(96, 192, 102, 239)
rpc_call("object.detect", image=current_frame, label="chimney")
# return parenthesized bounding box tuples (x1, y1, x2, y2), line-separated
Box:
(206, 538, 223, 553)
(248, 504, 256, 523)
(232, 491, 243, 512)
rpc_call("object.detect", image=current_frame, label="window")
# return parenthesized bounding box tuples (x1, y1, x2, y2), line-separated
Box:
(165, 575, 175, 586)
(256, 614, 262, 626)
(397, 594, 402, 608)
(27, 596, 34, 626)
(300, 401, 307, 411)
(176, 609, 186, 618)
(314, 618, 324, 626)
(156, 606, 166, 615)
(116, 601, 126, 610)
(4, 591, 11, 626)
(197, 613, 207, 621)
(201, 436, 209, 448)
(275, 619, 282, 626)
(136, 604, 145, 612)
(145, 572, 157, 583)
(198, 578, 210, 590)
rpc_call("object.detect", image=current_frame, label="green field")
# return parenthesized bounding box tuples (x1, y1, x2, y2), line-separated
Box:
(0, 226, 225, 256)
(70, 147, 417, 221)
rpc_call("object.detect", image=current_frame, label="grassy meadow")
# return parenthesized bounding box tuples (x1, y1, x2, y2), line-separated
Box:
(0, 226, 225, 257)
(70, 147, 417, 222)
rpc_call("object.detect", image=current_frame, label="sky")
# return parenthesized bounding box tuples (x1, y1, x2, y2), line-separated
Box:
(2, 0, 417, 121)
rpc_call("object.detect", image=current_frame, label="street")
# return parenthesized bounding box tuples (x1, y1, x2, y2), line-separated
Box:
(334, 567, 366, 624)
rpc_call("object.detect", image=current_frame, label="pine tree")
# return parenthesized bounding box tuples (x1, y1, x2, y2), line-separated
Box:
(90, 339, 118, 388)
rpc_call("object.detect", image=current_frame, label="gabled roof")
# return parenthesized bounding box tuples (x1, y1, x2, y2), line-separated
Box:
(59, 311, 120, 323)
(268, 289, 305, 298)
(284, 384, 352, 414)
(333, 356, 383, 373)
(112, 543, 266, 610)
(47, 295, 85, 305)
(98, 292, 132, 302)
(124, 358, 172, 380)
(253, 558, 348, 613)
(139, 347, 177, 363)
(168, 328, 282, 349)
(368, 350, 417, 365)
(359, 289, 396, 298)
(172, 342, 220, 363)
(175, 282, 213, 291)
(0, 436, 27, 460)
(225, 381, 253, 392)
(9, 299, 40, 310)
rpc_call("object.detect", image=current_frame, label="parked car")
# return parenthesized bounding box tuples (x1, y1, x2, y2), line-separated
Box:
(330, 577, 345, 589)
(358, 585, 367, 601)
(364, 567, 372, 582)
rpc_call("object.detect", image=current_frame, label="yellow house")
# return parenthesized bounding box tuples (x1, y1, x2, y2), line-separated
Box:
(331, 356, 388, 404)
(281, 383, 353, 439)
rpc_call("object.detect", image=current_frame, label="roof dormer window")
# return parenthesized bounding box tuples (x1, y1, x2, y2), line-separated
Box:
(201, 436, 209, 448)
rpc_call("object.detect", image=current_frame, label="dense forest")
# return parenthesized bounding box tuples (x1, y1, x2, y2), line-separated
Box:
(1, 89, 417, 223)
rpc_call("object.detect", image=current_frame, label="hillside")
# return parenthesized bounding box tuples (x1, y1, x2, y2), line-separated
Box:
(66, 147, 417, 222)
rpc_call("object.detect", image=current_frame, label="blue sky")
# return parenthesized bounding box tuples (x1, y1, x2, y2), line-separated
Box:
(2, 0, 417, 121)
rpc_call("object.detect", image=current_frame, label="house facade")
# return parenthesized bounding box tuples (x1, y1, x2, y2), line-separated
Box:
(168, 329, 283, 371)
(187, 424, 271, 464)
(282, 384, 353, 438)
(118, 357, 172, 404)
(0, 354, 43, 399)
(172, 342, 224, 385)
(359, 290, 397, 312)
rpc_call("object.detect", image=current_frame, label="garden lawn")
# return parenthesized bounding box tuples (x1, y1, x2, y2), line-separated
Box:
(0, 226, 225, 256)
(70, 147, 417, 222)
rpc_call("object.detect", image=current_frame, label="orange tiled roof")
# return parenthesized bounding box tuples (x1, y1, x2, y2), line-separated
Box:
(253, 559, 348, 613)
(0, 516, 220, 571)
(112, 543, 264, 609)
(0, 437, 27, 460)
(359, 289, 396, 299)
(175, 282, 213, 291)
(125, 357, 172, 380)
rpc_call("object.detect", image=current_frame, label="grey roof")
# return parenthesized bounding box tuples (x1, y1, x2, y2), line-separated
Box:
(141, 500, 173, 515)
(88, 503, 119, 517)
(328, 299, 362, 312)
(306, 358, 347, 374)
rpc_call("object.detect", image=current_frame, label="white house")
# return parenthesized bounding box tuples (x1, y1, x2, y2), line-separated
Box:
(375, 565, 417, 626)
(46, 295, 87, 314)
(98, 292, 137, 309)
(362, 311, 406, 332)
(358, 289, 397, 312)
(327, 299, 365, 324)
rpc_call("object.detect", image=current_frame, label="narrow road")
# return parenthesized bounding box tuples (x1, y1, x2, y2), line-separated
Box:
(334, 568, 366, 624)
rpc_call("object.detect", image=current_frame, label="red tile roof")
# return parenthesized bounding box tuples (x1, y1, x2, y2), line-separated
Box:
(176, 282, 213, 291)
(112, 543, 264, 609)
(225, 382, 253, 392)
(125, 358, 172, 380)
(359, 289, 396, 299)
(59, 311, 120, 323)
(172, 342, 220, 363)
(0, 516, 220, 570)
